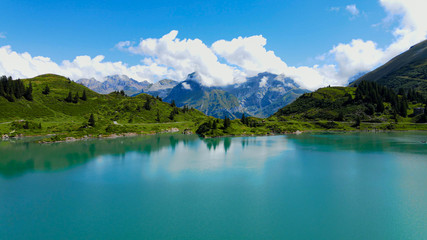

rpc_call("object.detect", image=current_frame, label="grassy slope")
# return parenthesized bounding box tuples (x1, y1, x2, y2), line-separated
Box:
(266, 86, 427, 133)
(350, 39, 427, 97)
(0, 74, 425, 141)
(0, 74, 208, 140)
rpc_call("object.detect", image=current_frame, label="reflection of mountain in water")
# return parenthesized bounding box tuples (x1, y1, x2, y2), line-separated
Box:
(2, 132, 424, 178)
(0, 134, 200, 178)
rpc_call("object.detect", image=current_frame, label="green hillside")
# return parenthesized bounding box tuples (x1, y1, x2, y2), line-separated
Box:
(350, 39, 427, 97)
(0, 74, 208, 141)
(274, 81, 426, 128)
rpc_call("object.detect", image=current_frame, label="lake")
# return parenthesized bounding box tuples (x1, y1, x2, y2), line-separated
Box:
(1, 132, 427, 239)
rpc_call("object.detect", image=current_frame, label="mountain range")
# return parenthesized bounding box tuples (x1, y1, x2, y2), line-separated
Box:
(75, 39, 427, 120)
(0, 40, 426, 141)
(76, 75, 150, 96)
(78, 72, 309, 119)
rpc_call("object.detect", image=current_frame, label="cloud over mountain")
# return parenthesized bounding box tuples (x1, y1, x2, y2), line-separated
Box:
(0, 0, 425, 91)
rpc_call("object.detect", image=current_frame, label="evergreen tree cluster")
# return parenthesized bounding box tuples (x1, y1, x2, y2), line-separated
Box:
(240, 113, 258, 127)
(195, 119, 220, 135)
(112, 90, 126, 96)
(223, 116, 231, 129)
(144, 96, 152, 110)
(65, 90, 87, 103)
(182, 105, 190, 113)
(354, 81, 424, 117)
(169, 107, 180, 120)
(0, 76, 33, 102)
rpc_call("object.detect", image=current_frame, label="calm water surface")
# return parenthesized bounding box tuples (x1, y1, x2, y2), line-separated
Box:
(0, 132, 427, 239)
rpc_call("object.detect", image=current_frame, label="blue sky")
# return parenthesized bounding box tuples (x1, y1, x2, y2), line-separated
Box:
(0, 0, 425, 89)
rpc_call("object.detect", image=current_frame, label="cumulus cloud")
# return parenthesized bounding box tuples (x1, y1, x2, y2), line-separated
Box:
(325, 0, 427, 85)
(0, 45, 172, 82)
(117, 30, 244, 86)
(345, 4, 360, 16)
(181, 82, 192, 90)
(212, 35, 288, 76)
(0, 0, 425, 91)
(329, 39, 384, 79)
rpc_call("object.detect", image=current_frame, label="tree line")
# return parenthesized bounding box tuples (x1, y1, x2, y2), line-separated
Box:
(353, 81, 425, 117)
(0, 76, 33, 102)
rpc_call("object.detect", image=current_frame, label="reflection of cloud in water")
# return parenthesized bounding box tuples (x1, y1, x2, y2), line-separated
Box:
(146, 136, 291, 176)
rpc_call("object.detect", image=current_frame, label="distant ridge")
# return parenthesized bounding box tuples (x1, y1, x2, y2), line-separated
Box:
(77, 75, 150, 96)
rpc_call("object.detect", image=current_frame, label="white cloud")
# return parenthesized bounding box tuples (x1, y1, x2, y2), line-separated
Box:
(181, 82, 192, 90)
(0, 0, 425, 92)
(117, 30, 243, 86)
(0, 33, 6, 39)
(0, 45, 172, 83)
(329, 39, 384, 79)
(329, 7, 340, 12)
(212, 35, 288, 76)
(324, 0, 427, 86)
(259, 76, 268, 88)
(346, 4, 360, 16)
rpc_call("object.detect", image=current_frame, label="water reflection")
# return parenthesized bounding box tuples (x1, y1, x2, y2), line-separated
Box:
(287, 132, 427, 154)
(145, 136, 290, 176)
(0, 132, 425, 178)
(0, 134, 198, 178)
(0, 135, 289, 178)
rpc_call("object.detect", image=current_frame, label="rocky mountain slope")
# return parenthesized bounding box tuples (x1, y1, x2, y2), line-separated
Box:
(77, 75, 150, 96)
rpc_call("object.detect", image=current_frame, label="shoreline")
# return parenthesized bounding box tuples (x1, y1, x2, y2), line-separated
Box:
(2, 128, 426, 144)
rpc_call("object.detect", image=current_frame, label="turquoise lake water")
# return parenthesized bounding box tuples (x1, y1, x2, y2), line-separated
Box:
(0, 132, 427, 239)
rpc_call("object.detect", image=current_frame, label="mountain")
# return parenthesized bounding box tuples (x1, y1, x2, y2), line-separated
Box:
(77, 75, 150, 96)
(142, 79, 179, 98)
(162, 72, 309, 119)
(223, 72, 310, 118)
(164, 72, 240, 119)
(350, 39, 427, 97)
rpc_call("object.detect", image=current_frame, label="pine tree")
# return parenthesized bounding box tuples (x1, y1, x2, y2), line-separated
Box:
(144, 97, 151, 110)
(0, 80, 4, 97)
(223, 116, 231, 129)
(73, 92, 79, 103)
(24, 82, 33, 101)
(376, 100, 385, 113)
(65, 91, 72, 102)
(399, 99, 407, 117)
(336, 112, 344, 121)
(171, 100, 176, 108)
(355, 116, 361, 128)
(81, 90, 87, 101)
(169, 110, 175, 120)
(156, 110, 161, 122)
(42, 85, 50, 95)
(241, 113, 246, 124)
(88, 114, 95, 127)
(212, 120, 217, 129)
